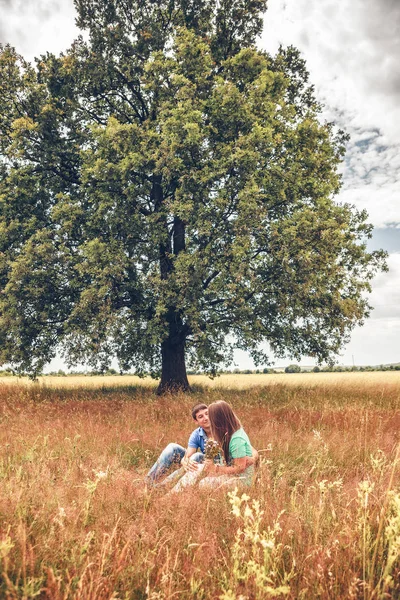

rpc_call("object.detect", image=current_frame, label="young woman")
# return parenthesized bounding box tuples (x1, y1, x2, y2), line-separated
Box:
(199, 400, 254, 488)
(170, 401, 255, 492)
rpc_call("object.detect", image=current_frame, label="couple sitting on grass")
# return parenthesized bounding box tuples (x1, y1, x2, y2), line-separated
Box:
(146, 401, 258, 492)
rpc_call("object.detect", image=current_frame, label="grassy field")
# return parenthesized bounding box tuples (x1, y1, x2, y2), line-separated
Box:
(2, 370, 400, 389)
(1, 376, 399, 599)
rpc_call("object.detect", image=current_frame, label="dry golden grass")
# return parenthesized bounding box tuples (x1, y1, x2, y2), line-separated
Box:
(2, 370, 400, 390)
(0, 379, 399, 599)
(191, 371, 400, 390)
(0, 374, 156, 388)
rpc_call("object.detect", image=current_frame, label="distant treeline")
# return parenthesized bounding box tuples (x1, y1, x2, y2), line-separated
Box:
(0, 364, 399, 377)
(215, 365, 400, 374)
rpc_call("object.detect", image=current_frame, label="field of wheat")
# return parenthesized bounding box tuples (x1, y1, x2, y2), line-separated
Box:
(1, 376, 399, 599)
(3, 370, 400, 390)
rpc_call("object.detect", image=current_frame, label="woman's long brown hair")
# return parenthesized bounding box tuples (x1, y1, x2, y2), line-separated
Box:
(208, 401, 241, 465)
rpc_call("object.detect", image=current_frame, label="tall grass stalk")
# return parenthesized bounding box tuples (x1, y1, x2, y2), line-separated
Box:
(369, 442, 400, 599)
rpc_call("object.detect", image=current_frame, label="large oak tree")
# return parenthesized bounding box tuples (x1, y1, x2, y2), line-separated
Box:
(0, 0, 386, 392)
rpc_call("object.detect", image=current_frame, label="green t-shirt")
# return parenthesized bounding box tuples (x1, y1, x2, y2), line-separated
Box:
(228, 428, 254, 486)
(229, 428, 252, 460)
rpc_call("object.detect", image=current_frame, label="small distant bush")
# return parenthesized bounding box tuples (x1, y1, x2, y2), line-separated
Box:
(0, 369, 14, 376)
(285, 364, 301, 373)
(105, 368, 118, 375)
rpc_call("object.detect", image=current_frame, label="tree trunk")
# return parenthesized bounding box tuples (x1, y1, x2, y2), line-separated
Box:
(157, 336, 190, 394)
(152, 175, 190, 393)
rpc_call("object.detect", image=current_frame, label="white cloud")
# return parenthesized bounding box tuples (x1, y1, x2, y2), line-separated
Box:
(261, 0, 400, 232)
(0, 0, 78, 61)
(337, 132, 400, 227)
(261, 0, 400, 143)
(367, 253, 400, 316)
(339, 319, 400, 366)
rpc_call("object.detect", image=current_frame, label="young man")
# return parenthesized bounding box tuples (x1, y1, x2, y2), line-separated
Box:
(145, 403, 258, 486)
(145, 403, 210, 486)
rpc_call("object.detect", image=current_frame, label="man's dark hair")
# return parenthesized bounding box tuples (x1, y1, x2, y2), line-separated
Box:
(192, 403, 208, 420)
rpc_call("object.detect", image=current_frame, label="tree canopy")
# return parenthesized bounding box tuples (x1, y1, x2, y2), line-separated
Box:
(0, 0, 386, 391)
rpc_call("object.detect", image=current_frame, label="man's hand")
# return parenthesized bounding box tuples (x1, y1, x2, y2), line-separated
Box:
(181, 456, 200, 472)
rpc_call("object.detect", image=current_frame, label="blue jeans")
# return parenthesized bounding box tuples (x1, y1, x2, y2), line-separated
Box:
(146, 443, 204, 485)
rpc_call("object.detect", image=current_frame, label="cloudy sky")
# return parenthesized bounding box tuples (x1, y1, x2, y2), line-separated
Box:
(1, 0, 399, 369)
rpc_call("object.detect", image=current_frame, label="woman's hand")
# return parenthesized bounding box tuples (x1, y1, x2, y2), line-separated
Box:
(231, 457, 248, 474)
(202, 459, 218, 475)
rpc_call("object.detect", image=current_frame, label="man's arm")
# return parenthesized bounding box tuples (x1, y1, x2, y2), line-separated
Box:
(181, 447, 201, 471)
(182, 428, 204, 471)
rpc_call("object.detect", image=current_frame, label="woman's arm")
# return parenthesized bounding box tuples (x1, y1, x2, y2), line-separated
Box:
(246, 448, 259, 467)
(203, 457, 248, 476)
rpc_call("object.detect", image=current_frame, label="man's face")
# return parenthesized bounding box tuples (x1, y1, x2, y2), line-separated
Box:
(195, 408, 210, 429)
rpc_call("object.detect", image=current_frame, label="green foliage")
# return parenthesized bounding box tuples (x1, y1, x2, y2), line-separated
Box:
(0, 0, 387, 387)
(285, 364, 301, 373)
